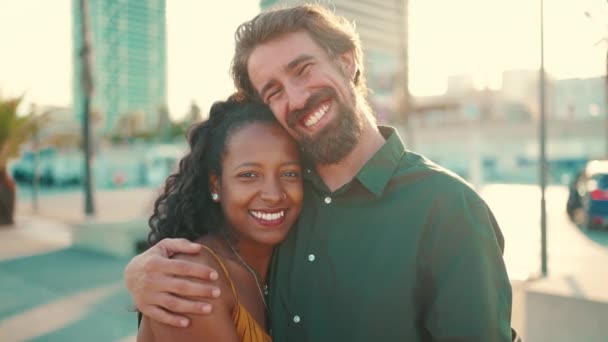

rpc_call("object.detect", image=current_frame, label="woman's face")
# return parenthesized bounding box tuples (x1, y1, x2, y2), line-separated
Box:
(211, 121, 303, 247)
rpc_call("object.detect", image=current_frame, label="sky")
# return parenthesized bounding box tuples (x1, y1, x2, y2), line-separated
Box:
(0, 0, 605, 119)
(409, 0, 607, 93)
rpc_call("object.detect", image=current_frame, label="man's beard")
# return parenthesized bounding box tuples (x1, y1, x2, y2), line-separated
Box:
(287, 88, 362, 165)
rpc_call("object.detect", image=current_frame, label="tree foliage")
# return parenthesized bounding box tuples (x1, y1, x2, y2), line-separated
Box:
(0, 97, 46, 168)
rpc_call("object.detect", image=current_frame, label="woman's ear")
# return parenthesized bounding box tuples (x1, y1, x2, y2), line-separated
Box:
(209, 175, 221, 202)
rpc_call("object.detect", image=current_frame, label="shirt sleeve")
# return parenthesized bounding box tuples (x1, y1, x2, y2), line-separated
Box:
(418, 191, 513, 342)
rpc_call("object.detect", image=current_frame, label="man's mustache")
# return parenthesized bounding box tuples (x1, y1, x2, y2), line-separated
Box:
(287, 88, 336, 129)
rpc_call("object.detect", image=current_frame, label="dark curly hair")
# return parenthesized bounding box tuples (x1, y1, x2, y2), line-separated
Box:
(147, 95, 278, 246)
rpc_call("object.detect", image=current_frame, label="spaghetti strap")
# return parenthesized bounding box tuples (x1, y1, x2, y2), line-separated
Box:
(197, 245, 272, 342)
(199, 245, 239, 303)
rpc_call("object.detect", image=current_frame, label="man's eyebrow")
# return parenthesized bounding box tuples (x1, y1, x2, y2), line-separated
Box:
(260, 81, 277, 101)
(259, 55, 315, 100)
(285, 54, 314, 72)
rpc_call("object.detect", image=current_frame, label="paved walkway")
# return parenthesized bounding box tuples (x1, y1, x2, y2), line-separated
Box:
(0, 228, 138, 341)
(0, 187, 157, 342)
(16, 187, 157, 225)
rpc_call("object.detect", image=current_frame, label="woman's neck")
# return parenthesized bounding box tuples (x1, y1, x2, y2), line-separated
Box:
(223, 234, 274, 285)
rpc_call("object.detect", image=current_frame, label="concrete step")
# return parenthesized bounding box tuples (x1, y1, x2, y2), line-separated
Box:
(524, 274, 608, 342)
(71, 217, 148, 257)
(12, 214, 148, 258)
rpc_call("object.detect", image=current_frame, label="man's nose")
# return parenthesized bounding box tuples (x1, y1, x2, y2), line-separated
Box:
(286, 83, 310, 113)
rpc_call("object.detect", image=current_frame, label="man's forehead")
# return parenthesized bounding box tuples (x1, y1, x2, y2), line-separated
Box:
(247, 32, 324, 85)
(250, 32, 324, 67)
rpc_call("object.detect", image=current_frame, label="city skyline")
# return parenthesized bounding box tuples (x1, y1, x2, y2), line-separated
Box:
(0, 0, 605, 119)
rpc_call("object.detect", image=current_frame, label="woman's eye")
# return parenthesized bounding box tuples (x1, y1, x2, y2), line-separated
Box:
(283, 171, 300, 178)
(239, 172, 257, 178)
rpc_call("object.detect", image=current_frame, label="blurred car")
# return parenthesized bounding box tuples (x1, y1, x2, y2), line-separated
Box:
(567, 160, 608, 230)
(9, 148, 80, 186)
(47, 153, 83, 186)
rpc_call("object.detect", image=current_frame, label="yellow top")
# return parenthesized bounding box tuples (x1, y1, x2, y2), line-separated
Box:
(200, 245, 272, 342)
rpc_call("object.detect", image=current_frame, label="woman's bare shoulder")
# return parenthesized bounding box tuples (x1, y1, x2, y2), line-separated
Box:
(139, 242, 240, 342)
(171, 241, 237, 308)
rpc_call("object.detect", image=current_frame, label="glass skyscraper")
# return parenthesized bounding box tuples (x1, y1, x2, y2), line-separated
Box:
(72, 0, 167, 133)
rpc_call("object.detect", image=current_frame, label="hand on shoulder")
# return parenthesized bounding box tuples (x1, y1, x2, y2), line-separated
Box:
(139, 244, 240, 342)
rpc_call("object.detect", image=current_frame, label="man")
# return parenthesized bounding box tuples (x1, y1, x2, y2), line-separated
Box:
(126, 4, 516, 341)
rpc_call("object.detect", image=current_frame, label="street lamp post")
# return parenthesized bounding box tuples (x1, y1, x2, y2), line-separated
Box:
(79, 0, 95, 215)
(539, 0, 548, 277)
(399, 0, 413, 149)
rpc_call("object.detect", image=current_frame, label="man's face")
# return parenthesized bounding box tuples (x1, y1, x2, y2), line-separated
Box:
(247, 31, 362, 164)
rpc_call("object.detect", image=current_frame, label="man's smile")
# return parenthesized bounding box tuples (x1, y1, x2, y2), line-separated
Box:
(303, 101, 331, 128)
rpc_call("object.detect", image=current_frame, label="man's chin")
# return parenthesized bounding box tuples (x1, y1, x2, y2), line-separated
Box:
(296, 127, 330, 146)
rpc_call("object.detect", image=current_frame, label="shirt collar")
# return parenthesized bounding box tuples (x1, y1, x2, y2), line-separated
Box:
(355, 126, 405, 196)
(302, 126, 405, 197)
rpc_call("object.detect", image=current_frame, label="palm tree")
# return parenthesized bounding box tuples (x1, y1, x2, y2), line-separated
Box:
(0, 97, 43, 225)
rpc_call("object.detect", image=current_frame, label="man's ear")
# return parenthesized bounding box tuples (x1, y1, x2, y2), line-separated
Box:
(338, 49, 357, 80)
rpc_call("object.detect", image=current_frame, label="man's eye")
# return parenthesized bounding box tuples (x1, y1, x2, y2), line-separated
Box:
(267, 89, 281, 103)
(298, 63, 312, 76)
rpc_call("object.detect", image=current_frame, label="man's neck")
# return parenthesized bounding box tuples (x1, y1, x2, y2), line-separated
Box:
(315, 120, 386, 192)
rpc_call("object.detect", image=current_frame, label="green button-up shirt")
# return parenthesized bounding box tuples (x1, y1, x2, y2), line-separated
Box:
(268, 127, 513, 341)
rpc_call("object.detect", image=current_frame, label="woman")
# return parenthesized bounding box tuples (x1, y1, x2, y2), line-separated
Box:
(137, 95, 303, 342)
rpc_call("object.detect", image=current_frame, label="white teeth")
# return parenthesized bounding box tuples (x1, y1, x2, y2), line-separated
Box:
(250, 210, 285, 221)
(304, 103, 330, 127)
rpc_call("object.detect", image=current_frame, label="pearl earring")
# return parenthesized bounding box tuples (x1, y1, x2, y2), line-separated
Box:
(211, 193, 219, 201)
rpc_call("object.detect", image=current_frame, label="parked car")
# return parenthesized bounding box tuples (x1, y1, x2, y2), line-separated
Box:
(9, 148, 80, 186)
(567, 160, 608, 230)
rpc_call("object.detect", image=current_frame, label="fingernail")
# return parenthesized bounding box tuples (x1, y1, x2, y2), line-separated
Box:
(202, 304, 212, 313)
(212, 288, 221, 297)
(190, 243, 200, 249)
(180, 319, 188, 327)
(210, 271, 218, 280)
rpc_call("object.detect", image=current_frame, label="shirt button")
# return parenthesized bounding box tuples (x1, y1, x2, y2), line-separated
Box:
(293, 315, 301, 323)
(306, 169, 311, 173)
(324, 196, 332, 204)
(308, 254, 316, 262)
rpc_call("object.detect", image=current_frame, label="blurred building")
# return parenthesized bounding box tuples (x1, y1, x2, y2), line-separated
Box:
(404, 73, 606, 185)
(501, 70, 539, 103)
(260, 0, 409, 124)
(72, 0, 167, 134)
(500, 69, 544, 121)
(552, 76, 605, 121)
(446, 74, 475, 96)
